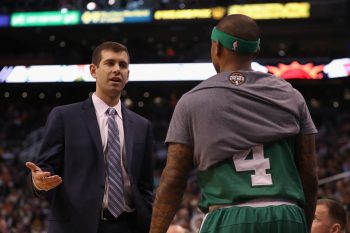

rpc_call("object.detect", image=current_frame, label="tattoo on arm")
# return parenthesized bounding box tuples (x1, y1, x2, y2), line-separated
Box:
(295, 134, 318, 231)
(150, 143, 194, 233)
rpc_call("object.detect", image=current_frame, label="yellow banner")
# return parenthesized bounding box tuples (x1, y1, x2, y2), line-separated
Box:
(81, 10, 150, 24)
(154, 7, 226, 20)
(228, 2, 310, 19)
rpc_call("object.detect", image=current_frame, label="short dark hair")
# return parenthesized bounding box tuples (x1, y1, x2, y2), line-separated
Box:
(217, 14, 260, 42)
(91, 41, 129, 66)
(317, 199, 348, 231)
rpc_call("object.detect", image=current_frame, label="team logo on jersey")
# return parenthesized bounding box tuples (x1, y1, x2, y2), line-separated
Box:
(228, 72, 245, 86)
(232, 41, 239, 51)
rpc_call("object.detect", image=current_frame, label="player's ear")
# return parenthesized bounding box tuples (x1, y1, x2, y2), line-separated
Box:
(213, 40, 222, 56)
(330, 223, 341, 233)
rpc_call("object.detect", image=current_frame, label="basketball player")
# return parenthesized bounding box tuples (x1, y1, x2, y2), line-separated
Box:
(150, 14, 318, 233)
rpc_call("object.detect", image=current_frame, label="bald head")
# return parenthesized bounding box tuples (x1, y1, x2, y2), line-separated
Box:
(217, 14, 260, 42)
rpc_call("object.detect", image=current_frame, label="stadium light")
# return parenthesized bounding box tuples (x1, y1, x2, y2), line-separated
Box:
(87, 2, 97, 11)
(108, 0, 116, 6)
(60, 8, 68, 14)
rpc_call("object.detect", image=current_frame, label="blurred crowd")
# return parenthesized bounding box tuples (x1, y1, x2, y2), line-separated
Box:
(1, 93, 350, 233)
(315, 112, 350, 223)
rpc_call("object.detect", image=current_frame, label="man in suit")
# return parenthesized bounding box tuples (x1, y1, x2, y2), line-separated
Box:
(26, 41, 153, 233)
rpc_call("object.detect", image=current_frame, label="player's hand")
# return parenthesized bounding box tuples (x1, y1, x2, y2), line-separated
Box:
(25, 162, 62, 191)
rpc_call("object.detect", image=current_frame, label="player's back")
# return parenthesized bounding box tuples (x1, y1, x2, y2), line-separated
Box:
(177, 70, 313, 171)
(197, 137, 305, 212)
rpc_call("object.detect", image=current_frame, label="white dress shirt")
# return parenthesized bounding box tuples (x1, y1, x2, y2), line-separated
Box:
(92, 93, 134, 212)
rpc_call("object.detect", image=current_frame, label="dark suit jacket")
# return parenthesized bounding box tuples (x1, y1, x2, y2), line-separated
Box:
(29, 96, 153, 233)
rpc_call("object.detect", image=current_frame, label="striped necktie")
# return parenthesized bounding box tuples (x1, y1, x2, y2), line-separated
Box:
(106, 107, 124, 218)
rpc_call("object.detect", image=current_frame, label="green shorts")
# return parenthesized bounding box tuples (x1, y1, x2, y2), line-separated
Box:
(199, 204, 308, 233)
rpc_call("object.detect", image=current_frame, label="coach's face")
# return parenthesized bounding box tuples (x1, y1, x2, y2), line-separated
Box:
(90, 49, 129, 101)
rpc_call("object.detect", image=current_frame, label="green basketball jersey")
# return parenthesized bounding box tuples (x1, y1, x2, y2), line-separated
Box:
(197, 137, 305, 213)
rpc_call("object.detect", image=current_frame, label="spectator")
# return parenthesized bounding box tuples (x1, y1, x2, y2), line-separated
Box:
(311, 198, 347, 233)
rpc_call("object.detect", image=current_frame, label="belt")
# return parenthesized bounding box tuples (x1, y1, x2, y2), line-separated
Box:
(209, 198, 297, 212)
(100, 209, 118, 221)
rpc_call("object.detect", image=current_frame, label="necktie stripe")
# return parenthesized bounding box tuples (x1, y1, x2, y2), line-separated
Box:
(108, 138, 120, 149)
(109, 185, 124, 196)
(109, 204, 123, 213)
(109, 187, 123, 197)
(109, 204, 122, 213)
(109, 144, 120, 155)
(109, 141, 120, 152)
(109, 176, 123, 188)
(108, 129, 120, 143)
(106, 107, 124, 218)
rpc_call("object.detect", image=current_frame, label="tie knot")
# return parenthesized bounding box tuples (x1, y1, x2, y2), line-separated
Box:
(106, 107, 116, 116)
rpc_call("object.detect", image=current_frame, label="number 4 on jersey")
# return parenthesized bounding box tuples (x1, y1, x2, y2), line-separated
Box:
(233, 145, 273, 186)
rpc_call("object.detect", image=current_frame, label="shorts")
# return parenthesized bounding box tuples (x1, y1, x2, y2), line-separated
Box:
(199, 204, 308, 233)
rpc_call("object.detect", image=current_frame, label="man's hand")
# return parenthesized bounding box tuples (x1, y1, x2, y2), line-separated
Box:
(26, 162, 62, 191)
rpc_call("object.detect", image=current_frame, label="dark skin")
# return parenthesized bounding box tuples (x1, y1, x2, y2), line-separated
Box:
(150, 144, 194, 233)
(295, 134, 318, 231)
(150, 14, 318, 233)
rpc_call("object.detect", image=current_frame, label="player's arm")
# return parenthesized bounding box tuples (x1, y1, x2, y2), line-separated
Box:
(295, 134, 318, 231)
(150, 143, 194, 233)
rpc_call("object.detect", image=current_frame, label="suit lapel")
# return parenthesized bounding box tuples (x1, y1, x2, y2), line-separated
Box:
(82, 97, 104, 160)
(121, 104, 134, 180)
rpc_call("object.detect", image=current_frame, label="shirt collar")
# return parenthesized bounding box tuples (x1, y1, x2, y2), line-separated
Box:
(92, 93, 123, 119)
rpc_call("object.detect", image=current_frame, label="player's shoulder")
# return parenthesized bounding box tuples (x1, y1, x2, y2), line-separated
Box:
(184, 72, 227, 96)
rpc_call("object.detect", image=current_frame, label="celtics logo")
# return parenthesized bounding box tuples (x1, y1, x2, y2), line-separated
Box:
(229, 72, 246, 86)
(232, 40, 239, 51)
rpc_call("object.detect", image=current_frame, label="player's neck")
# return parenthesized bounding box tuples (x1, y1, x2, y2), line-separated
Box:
(219, 54, 253, 72)
(220, 62, 252, 72)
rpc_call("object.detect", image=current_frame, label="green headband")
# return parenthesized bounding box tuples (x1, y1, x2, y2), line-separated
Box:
(211, 27, 260, 53)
